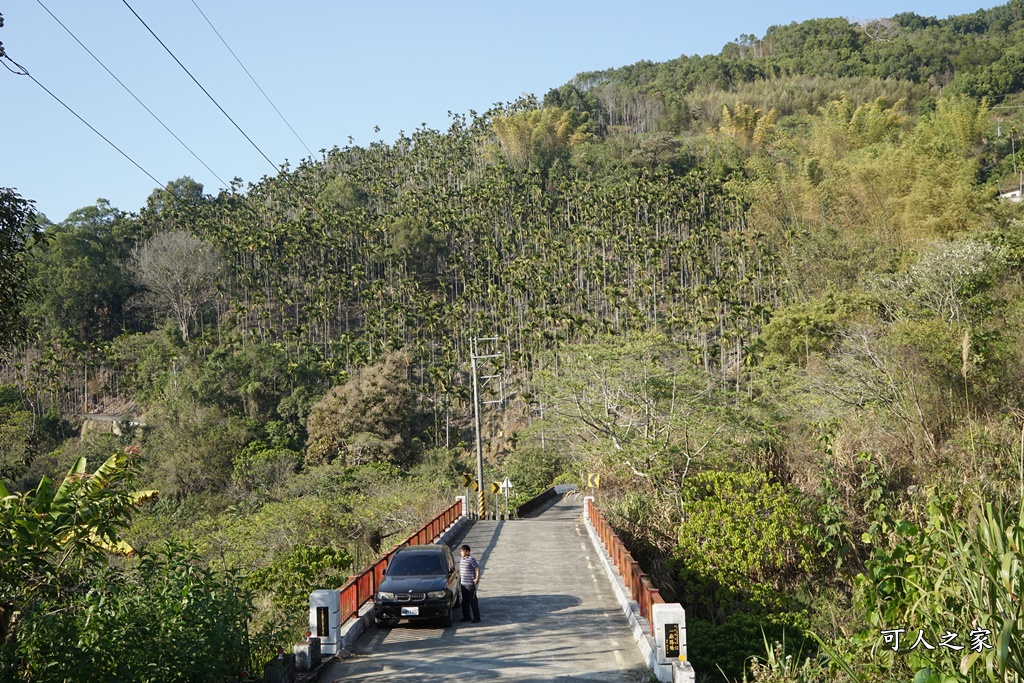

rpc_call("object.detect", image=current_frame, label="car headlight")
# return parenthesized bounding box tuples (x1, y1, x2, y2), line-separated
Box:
(377, 592, 395, 601)
(426, 591, 446, 600)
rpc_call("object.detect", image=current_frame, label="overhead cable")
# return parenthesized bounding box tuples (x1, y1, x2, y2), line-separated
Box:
(35, 0, 229, 189)
(2, 53, 162, 186)
(120, 0, 280, 174)
(191, 0, 314, 158)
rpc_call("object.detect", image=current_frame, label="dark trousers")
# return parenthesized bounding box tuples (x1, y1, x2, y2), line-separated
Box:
(460, 583, 480, 621)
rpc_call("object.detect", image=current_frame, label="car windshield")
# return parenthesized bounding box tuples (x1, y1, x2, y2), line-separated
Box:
(388, 554, 445, 576)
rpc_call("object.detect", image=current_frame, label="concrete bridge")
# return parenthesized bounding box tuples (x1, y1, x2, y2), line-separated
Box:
(305, 491, 694, 683)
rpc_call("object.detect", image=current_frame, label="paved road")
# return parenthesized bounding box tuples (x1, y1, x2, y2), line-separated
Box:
(322, 495, 648, 682)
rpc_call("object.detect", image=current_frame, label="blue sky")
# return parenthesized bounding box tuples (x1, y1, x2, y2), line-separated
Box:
(0, 1, 1002, 222)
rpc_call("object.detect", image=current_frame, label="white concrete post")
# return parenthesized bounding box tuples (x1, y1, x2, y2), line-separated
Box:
(309, 590, 341, 655)
(652, 602, 688, 665)
(672, 661, 697, 682)
(456, 495, 468, 518)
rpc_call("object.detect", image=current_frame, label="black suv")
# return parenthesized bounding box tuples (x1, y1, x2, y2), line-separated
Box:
(374, 544, 460, 628)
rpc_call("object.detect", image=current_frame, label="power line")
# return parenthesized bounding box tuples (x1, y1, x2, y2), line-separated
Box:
(120, 0, 280, 175)
(191, 0, 314, 158)
(121, 1, 332, 224)
(35, 0, 229, 189)
(1, 58, 23, 75)
(2, 53, 162, 187)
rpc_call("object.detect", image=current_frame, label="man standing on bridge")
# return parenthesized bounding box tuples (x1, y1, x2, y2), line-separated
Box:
(459, 544, 481, 623)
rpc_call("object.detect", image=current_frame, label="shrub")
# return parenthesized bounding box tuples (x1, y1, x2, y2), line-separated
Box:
(675, 470, 815, 613)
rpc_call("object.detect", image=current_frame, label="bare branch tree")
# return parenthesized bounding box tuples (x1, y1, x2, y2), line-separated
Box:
(860, 18, 900, 42)
(816, 324, 938, 455)
(129, 231, 222, 342)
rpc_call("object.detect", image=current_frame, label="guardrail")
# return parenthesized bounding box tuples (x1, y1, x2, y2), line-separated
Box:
(513, 483, 576, 518)
(337, 499, 464, 622)
(584, 498, 665, 636)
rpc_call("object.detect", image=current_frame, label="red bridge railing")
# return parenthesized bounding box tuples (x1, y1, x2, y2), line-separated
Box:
(337, 499, 464, 622)
(585, 498, 665, 636)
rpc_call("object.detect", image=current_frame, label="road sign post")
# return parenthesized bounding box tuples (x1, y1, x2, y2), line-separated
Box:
(460, 475, 482, 517)
(489, 482, 501, 519)
(500, 477, 513, 518)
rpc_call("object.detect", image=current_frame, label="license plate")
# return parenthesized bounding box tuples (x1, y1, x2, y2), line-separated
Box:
(401, 606, 419, 616)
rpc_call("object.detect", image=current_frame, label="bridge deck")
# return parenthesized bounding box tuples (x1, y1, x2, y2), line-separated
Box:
(322, 494, 648, 682)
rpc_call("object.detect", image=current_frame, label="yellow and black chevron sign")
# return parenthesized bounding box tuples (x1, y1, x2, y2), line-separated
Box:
(586, 473, 600, 489)
(490, 482, 501, 494)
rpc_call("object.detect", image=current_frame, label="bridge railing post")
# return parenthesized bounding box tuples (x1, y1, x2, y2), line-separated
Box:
(629, 560, 642, 603)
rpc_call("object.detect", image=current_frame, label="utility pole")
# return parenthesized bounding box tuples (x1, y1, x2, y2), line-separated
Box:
(470, 337, 503, 518)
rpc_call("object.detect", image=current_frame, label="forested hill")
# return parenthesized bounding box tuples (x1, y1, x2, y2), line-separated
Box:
(3, 2, 1024, 682)
(550, 1, 1024, 131)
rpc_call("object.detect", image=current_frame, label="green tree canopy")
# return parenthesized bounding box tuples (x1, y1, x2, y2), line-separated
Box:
(26, 200, 137, 341)
(0, 189, 44, 346)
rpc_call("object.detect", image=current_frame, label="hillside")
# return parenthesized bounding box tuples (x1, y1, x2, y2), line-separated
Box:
(3, 3, 1024, 681)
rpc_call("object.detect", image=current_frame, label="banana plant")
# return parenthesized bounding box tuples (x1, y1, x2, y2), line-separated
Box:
(1, 447, 157, 636)
(0, 448, 156, 662)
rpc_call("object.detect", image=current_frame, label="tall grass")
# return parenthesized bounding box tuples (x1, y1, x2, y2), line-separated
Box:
(842, 494, 1024, 682)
